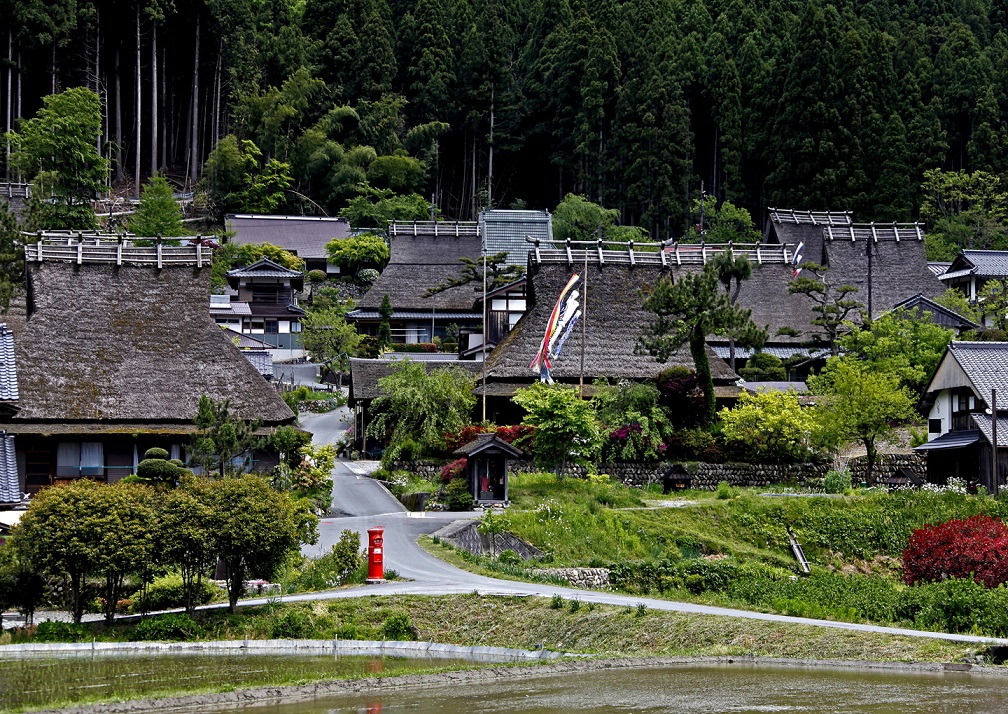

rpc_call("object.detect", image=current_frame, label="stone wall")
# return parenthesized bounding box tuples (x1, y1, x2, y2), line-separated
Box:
(508, 459, 829, 490)
(531, 567, 610, 589)
(387, 455, 923, 491)
(847, 453, 926, 485)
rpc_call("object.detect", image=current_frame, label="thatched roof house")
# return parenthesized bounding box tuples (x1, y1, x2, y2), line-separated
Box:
(3, 235, 294, 492)
(764, 208, 853, 266)
(821, 223, 942, 318)
(347, 221, 484, 343)
(483, 256, 738, 386)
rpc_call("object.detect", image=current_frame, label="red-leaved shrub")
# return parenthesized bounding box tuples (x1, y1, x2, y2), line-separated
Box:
(441, 457, 467, 483)
(443, 425, 493, 452)
(903, 515, 1008, 588)
(494, 424, 535, 445)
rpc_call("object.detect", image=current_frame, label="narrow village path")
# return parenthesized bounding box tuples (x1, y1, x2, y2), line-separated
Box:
(289, 458, 1008, 648)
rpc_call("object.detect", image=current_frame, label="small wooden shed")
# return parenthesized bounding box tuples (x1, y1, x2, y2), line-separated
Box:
(452, 433, 523, 504)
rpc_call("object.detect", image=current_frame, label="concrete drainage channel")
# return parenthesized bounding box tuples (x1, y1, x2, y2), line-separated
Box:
(0, 638, 570, 662)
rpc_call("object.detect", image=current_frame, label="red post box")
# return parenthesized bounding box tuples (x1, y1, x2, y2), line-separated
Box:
(367, 527, 385, 583)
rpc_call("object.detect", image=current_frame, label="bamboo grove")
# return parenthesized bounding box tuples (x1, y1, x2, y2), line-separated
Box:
(7, 0, 1008, 234)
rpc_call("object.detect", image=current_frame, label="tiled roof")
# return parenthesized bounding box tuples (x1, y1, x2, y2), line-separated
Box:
(971, 413, 1008, 448)
(940, 250, 1008, 280)
(225, 329, 273, 349)
(949, 342, 1008, 400)
(928, 262, 952, 276)
(480, 209, 552, 267)
(210, 301, 252, 316)
(0, 433, 19, 503)
(915, 429, 982, 451)
(0, 325, 18, 404)
(226, 257, 305, 279)
(226, 214, 351, 260)
(242, 350, 274, 378)
(891, 294, 980, 331)
(452, 431, 523, 458)
(711, 345, 828, 360)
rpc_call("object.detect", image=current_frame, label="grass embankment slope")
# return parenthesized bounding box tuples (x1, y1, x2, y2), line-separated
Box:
(432, 473, 1008, 639)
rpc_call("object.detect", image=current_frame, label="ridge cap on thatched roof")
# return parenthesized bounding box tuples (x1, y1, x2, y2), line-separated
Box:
(823, 222, 925, 242)
(25, 234, 213, 267)
(767, 208, 853, 225)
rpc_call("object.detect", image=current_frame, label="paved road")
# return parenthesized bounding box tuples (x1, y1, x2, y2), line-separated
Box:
(299, 457, 1008, 647)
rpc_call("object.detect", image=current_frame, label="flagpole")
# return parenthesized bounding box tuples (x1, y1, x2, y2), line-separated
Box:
(579, 245, 588, 398)
(481, 244, 487, 422)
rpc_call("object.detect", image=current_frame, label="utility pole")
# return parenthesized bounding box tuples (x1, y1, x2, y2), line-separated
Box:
(487, 87, 494, 211)
(867, 226, 874, 319)
(481, 246, 487, 421)
(994, 388, 999, 496)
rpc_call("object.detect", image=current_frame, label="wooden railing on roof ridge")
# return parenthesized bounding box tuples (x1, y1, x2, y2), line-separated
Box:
(768, 208, 853, 226)
(23, 232, 212, 268)
(0, 183, 31, 199)
(388, 220, 480, 237)
(823, 222, 925, 242)
(526, 237, 793, 266)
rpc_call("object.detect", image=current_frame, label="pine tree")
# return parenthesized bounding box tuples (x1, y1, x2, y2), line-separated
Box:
(129, 174, 185, 237)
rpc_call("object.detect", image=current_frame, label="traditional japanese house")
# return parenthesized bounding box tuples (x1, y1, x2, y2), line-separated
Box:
(226, 214, 351, 275)
(917, 341, 1008, 490)
(938, 250, 1008, 309)
(891, 293, 980, 335)
(347, 221, 484, 343)
(1, 235, 295, 493)
(223, 258, 306, 357)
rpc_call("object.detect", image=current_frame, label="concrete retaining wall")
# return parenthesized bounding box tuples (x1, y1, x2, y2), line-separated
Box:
(0, 638, 564, 661)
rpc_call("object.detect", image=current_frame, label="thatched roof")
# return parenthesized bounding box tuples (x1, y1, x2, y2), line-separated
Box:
(5, 253, 294, 427)
(226, 214, 351, 260)
(355, 224, 484, 312)
(349, 357, 482, 402)
(822, 224, 943, 318)
(765, 208, 853, 264)
(483, 261, 738, 382)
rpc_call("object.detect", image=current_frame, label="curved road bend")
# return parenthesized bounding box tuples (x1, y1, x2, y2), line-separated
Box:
(287, 457, 1008, 648)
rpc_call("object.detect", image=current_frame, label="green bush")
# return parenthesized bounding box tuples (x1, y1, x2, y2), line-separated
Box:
(137, 458, 181, 483)
(444, 478, 474, 511)
(716, 481, 733, 500)
(308, 269, 328, 283)
(135, 573, 217, 612)
(381, 611, 416, 640)
(498, 549, 522, 566)
(144, 447, 170, 460)
(823, 469, 852, 494)
(33, 621, 92, 642)
(132, 613, 204, 641)
(738, 352, 787, 381)
(294, 530, 364, 591)
(270, 608, 314, 639)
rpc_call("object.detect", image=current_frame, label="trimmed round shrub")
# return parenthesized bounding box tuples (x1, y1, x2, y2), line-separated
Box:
(308, 269, 328, 283)
(137, 458, 180, 482)
(144, 447, 170, 461)
(168, 458, 185, 468)
(738, 352, 787, 381)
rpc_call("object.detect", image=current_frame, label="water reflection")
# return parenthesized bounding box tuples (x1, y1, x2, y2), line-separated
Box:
(227, 663, 1008, 714)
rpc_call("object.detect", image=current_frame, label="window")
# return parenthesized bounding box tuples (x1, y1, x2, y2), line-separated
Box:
(291, 320, 302, 333)
(265, 319, 279, 334)
(250, 319, 265, 333)
(56, 442, 79, 478)
(80, 442, 104, 477)
(928, 419, 943, 434)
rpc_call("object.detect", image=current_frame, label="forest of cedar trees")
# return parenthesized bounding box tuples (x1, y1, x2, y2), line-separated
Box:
(5, 0, 1008, 237)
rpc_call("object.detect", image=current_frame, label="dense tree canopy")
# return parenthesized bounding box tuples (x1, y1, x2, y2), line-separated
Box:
(13, 0, 1008, 234)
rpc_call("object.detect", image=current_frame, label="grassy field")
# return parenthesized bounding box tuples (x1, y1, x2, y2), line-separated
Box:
(447, 472, 1008, 637)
